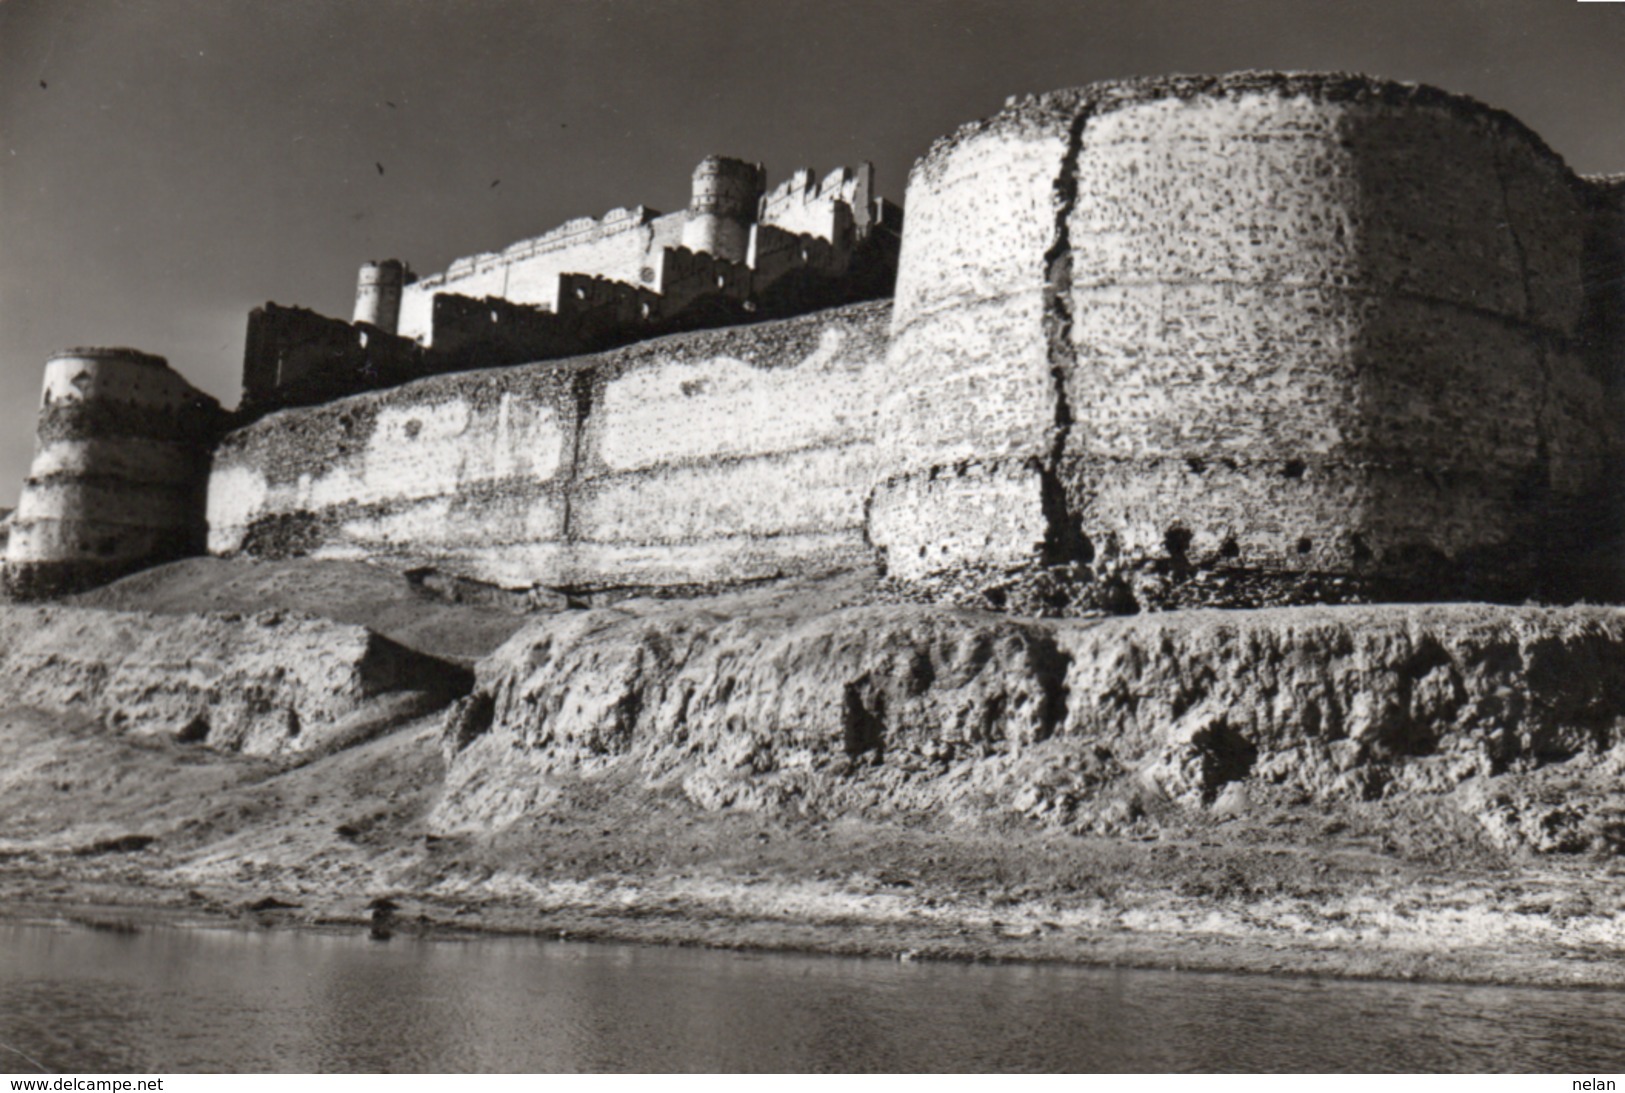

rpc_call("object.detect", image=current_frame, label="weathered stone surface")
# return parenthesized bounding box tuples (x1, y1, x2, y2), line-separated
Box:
(6, 349, 223, 599)
(433, 583, 1625, 852)
(0, 605, 470, 757)
(870, 73, 1624, 609)
(209, 302, 890, 593)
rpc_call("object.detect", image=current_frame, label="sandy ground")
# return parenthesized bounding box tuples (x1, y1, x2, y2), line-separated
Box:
(2, 557, 1622, 989)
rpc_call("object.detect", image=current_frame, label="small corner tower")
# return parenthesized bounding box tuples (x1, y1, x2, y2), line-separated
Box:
(681, 156, 766, 264)
(352, 258, 410, 333)
(4, 348, 221, 598)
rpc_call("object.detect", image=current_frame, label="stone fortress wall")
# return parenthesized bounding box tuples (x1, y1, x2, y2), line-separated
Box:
(7, 73, 1623, 609)
(208, 301, 889, 592)
(6, 349, 221, 597)
(869, 73, 1625, 611)
(393, 204, 678, 343)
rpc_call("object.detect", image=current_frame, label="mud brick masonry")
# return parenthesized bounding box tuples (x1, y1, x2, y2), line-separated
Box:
(7, 73, 1623, 609)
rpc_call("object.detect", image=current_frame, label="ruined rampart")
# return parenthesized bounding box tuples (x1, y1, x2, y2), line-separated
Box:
(869, 73, 1625, 610)
(242, 303, 430, 412)
(397, 206, 681, 344)
(208, 301, 890, 592)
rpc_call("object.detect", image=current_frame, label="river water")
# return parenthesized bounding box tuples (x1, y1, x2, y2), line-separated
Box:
(0, 922, 1621, 1072)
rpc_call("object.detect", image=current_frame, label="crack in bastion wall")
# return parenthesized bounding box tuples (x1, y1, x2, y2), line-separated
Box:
(868, 72, 1625, 611)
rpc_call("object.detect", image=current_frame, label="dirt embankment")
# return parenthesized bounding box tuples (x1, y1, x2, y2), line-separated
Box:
(64, 556, 537, 665)
(0, 602, 469, 757)
(2, 558, 1624, 988)
(441, 579, 1625, 857)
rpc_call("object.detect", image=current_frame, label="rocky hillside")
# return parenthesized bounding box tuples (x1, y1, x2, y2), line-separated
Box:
(3, 558, 1624, 985)
(0, 602, 469, 757)
(436, 576, 1625, 855)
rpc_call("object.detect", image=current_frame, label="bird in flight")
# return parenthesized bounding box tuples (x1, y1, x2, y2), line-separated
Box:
(491, 179, 500, 189)
(375, 162, 385, 175)
(39, 80, 47, 90)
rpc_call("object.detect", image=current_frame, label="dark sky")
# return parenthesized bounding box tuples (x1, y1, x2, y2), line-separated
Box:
(1, 0, 1622, 506)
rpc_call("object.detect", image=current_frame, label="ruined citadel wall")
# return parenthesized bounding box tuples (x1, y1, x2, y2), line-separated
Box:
(20, 76, 1618, 613)
(242, 303, 430, 411)
(393, 161, 888, 346)
(5, 349, 221, 598)
(869, 74, 1624, 610)
(208, 301, 890, 592)
(760, 166, 873, 240)
(397, 207, 687, 344)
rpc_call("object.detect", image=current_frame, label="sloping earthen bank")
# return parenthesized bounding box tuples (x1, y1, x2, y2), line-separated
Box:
(1, 561, 1623, 988)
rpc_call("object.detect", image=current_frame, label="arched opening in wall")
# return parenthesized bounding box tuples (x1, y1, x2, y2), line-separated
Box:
(1164, 527, 1193, 565)
(176, 714, 209, 744)
(841, 683, 885, 758)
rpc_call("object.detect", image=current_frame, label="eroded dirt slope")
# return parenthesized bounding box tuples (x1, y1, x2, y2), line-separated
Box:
(438, 578, 1625, 858)
(2, 562, 1623, 986)
(65, 556, 537, 665)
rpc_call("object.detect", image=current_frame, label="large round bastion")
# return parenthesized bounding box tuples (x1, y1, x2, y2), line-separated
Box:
(4, 348, 221, 598)
(868, 73, 1624, 610)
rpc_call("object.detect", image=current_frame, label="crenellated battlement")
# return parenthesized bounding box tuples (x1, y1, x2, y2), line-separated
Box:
(232, 155, 899, 412)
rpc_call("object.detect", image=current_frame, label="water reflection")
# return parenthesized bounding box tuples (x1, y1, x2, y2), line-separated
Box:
(0, 923, 1620, 1072)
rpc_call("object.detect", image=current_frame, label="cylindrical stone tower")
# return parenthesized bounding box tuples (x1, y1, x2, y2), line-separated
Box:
(4, 348, 221, 598)
(352, 258, 408, 332)
(681, 156, 766, 264)
(1585, 175, 1625, 390)
(1581, 174, 1625, 596)
(868, 73, 1621, 611)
